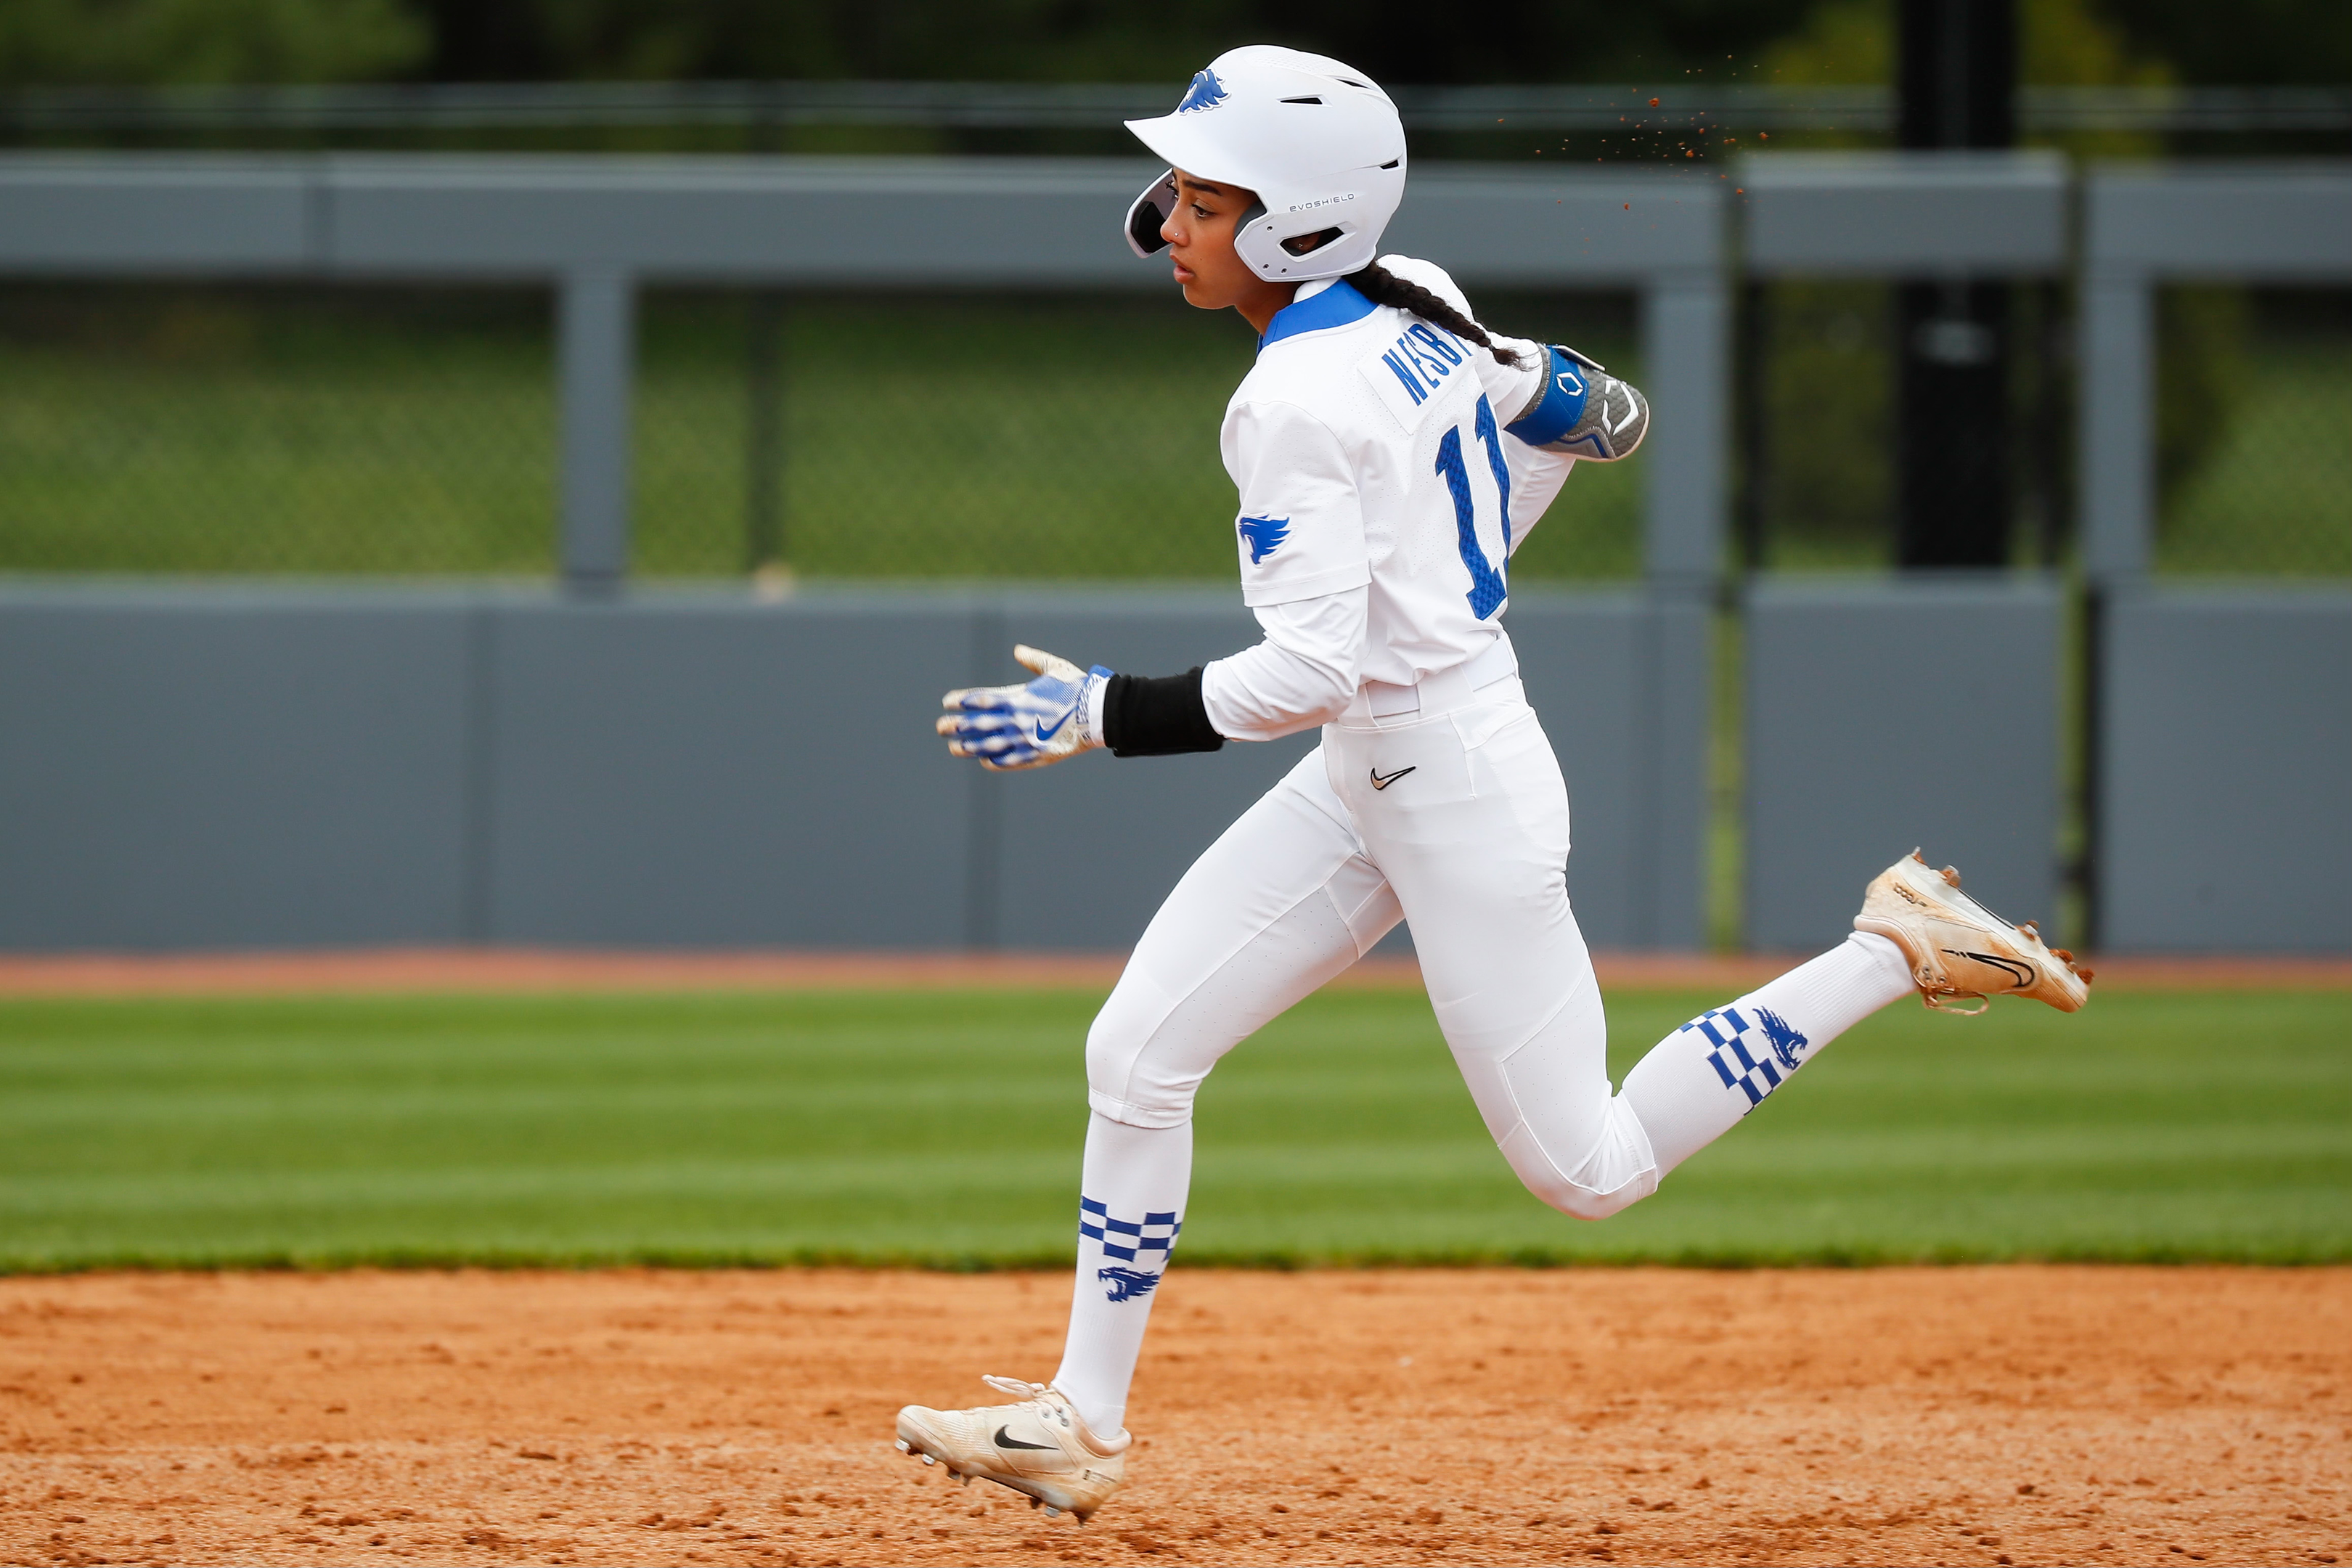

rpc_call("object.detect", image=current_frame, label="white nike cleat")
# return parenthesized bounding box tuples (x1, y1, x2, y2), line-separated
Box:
(894, 1376, 1129, 1522)
(1855, 849, 2094, 1014)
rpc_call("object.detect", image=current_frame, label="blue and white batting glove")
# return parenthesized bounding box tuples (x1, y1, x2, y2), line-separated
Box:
(936, 644, 1114, 772)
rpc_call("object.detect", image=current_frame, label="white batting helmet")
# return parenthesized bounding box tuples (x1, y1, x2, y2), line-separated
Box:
(1122, 45, 1408, 283)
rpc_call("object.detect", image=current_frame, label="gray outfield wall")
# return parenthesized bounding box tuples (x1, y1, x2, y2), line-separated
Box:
(1742, 577, 2352, 957)
(2097, 587, 2352, 954)
(0, 585, 1706, 954)
(1744, 577, 2065, 952)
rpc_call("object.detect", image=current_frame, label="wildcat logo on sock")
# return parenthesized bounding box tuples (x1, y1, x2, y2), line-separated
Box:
(1680, 1004, 1811, 1111)
(1098, 1266, 1161, 1303)
(1755, 1008, 1809, 1071)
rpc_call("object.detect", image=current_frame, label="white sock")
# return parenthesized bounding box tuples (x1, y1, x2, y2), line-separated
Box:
(1050, 1112, 1191, 1440)
(1622, 931, 1914, 1176)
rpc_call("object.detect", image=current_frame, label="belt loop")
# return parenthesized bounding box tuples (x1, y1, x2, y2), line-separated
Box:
(1344, 639, 1521, 728)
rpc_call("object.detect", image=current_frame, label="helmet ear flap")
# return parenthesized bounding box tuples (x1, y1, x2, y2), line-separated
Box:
(1124, 171, 1177, 258)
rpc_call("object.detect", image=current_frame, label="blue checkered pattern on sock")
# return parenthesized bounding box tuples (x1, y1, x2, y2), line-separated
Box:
(1078, 1197, 1183, 1264)
(1679, 1005, 1812, 1110)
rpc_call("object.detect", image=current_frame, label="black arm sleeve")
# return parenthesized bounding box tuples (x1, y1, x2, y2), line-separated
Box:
(1101, 668, 1226, 758)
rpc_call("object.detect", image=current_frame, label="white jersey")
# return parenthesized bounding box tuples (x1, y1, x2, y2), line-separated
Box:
(1196, 256, 1578, 740)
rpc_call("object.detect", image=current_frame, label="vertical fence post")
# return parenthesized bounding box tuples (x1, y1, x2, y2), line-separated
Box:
(1735, 277, 1771, 572)
(1638, 268, 1729, 950)
(559, 267, 636, 592)
(963, 599, 1005, 952)
(744, 290, 787, 574)
(2077, 260, 2152, 950)
(2079, 266, 2153, 586)
(1643, 269, 1731, 587)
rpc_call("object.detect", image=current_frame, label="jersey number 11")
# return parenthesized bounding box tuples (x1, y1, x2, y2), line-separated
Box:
(1435, 393, 1514, 620)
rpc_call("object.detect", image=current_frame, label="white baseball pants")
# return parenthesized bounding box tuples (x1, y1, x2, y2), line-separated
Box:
(1090, 671, 1659, 1213)
(1053, 669, 1916, 1436)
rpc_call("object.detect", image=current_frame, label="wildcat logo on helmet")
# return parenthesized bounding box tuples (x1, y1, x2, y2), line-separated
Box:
(1175, 68, 1228, 113)
(1122, 46, 1408, 282)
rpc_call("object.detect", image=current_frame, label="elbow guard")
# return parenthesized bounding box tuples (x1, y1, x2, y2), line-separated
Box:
(1505, 344, 1649, 462)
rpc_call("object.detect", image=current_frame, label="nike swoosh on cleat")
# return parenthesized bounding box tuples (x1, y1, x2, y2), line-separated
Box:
(1948, 949, 2035, 988)
(994, 1426, 1055, 1450)
(1368, 765, 1416, 791)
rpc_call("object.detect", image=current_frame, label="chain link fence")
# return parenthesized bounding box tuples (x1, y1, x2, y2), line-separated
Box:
(0, 284, 555, 575)
(2157, 286, 2352, 577)
(22, 277, 2335, 584)
(1739, 278, 2076, 573)
(1735, 279, 2350, 578)
(0, 281, 1647, 583)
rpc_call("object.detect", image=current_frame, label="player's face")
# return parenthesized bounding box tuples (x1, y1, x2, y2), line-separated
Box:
(1165, 171, 1295, 331)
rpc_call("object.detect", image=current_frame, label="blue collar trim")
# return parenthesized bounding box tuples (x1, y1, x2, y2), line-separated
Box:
(1257, 279, 1378, 354)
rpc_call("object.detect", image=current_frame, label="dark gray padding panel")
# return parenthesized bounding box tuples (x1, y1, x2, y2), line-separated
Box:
(1746, 578, 2064, 952)
(0, 161, 311, 272)
(0, 155, 1723, 286)
(483, 594, 975, 947)
(2085, 166, 2352, 278)
(1516, 589, 1713, 950)
(1514, 595, 1654, 948)
(0, 586, 1713, 954)
(1513, 597, 1642, 947)
(0, 590, 473, 949)
(986, 591, 1702, 955)
(2099, 589, 2352, 953)
(981, 595, 1319, 953)
(1742, 150, 2068, 274)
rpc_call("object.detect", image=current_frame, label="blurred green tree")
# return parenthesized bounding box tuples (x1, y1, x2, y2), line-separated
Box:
(0, 0, 427, 83)
(1, 0, 2338, 89)
(1758, 0, 2170, 95)
(407, 0, 1824, 84)
(401, 0, 2352, 87)
(2104, 0, 2352, 87)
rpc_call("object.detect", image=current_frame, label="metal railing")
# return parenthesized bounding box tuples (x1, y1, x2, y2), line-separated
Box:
(3, 81, 2348, 136)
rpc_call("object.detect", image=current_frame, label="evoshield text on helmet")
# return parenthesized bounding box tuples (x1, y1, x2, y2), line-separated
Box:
(1122, 46, 1407, 283)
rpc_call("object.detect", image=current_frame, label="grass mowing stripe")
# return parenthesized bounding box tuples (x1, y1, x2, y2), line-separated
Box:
(0, 987, 2342, 1270)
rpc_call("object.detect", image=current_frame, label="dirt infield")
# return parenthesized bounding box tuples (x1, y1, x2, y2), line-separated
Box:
(0, 947, 2344, 995)
(0, 1268, 2343, 1567)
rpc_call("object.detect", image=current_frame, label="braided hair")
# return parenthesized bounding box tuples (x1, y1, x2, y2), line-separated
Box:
(1346, 259, 1527, 369)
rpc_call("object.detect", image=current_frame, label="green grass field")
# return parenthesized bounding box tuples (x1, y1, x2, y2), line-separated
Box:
(0, 985, 2343, 1273)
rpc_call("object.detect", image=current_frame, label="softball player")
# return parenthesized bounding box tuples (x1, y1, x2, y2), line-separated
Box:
(897, 46, 2091, 1522)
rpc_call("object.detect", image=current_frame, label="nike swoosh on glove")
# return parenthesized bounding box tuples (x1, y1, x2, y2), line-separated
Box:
(937, 645, 1114, 771)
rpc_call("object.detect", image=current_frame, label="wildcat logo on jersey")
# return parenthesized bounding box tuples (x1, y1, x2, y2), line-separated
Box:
(1237, 515, 1290, 564)
(1098, 1266, 1161, 1303)
(1176, 68, 1228, 113)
